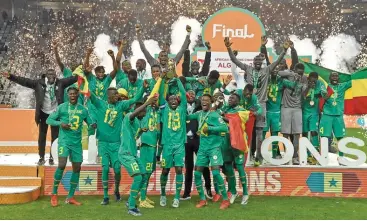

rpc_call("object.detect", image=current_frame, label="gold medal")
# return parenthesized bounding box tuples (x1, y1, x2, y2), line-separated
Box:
(196, 131, 201, 136)
(310, 101, 314, 106)
(272, 97, 276, 102)
(332, 101, 337, 106)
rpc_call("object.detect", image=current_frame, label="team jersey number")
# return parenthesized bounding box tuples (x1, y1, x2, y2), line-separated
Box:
(168, 112, 181, 131)
(131, 162, 139, 172)
(148, 113, 158, 130)
(70, 116, 80, 130)
(104, 109, 118, 127)
(203, 87, 211, 95)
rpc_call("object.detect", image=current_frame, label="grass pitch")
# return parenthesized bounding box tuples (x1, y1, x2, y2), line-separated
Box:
(0, 195, 366, 220)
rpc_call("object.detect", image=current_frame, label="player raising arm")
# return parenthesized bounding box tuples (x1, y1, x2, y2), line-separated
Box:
(89, 84, 144, 205)
(159, 77, 187, 208)
(119, 96, 158, 216)
(47, 87, 96, 207)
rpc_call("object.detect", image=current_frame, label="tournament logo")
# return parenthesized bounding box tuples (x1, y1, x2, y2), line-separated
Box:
(202, 7, 266, 52)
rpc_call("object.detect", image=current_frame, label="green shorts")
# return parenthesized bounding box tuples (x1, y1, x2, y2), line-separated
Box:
(98, 141, 120, 168)
(140, 144, 157, 173)
(221, 135, 233, 163)
(264, 112, 281, 132)
(162, 143, 185, 168)
(196, 146, 223, 167)
(220, 135, 245, 165)
(58, 143, 83, 163)
(303, 113, 319, 133)
(319, 114, 345, 138)
(120, 155, 145, 176)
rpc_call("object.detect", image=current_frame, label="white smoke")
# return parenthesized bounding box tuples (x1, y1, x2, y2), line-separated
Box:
(170, 16, 202, 54)
(130, 39, 161, 75)
(320, 34, 361, 73)
(12, 85, 33, 109)
(93, 34, 118, 74)
(289, 35, 320, 63)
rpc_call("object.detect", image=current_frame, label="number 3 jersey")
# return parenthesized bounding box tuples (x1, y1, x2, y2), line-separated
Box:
(46, 102, 93, 147)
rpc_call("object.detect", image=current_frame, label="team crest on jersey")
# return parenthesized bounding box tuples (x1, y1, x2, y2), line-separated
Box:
(213, 155, 218, 160)
(239, 154, 243, 158)
(218, 118, 224, 124)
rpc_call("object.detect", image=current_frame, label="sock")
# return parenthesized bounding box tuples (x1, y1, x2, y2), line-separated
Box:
(271, 131, 279, 158)
(114, 167, 121, 193)
(194, 170, 205, 200)
(140, 173, 152, 201)
(224, 164, 237, 195)
(175, 173, 183, 200)
(160, 173, 168, 196)
(212, 169, 228, 200)
(128, 175, 142, 209)
(157, 146, 163, 160)
(102, 167, 109, 198)
(236, 164, 248, 195)
(52, 168, 64, 194)
(262, 131, 267, 140)
(293, 134, 300, 159)
(311, 135, 320, 152)
(67, 172, 80, 198)
(214, 181, 219, 194)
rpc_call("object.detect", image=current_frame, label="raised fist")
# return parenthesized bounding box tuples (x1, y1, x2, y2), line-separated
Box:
(107, 50, 114, 57)
(224, 37, 232, 48)
(135, 24, 142, 34)
(205, 42, 211, 50)
(186, 25, 192, 33)
(261, 36, 268, 46)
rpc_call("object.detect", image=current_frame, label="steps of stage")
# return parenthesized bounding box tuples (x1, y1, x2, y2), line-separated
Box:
(0, 141, 51, 154)
(0, 176, 41, 186)
(0, 165, 38, 177)
(0, 165, 41, 204)
(0, 186, 40, 204)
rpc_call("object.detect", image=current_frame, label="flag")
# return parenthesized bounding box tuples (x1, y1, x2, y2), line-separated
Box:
(301, 61, 367, 115)
(79, 171, 98, 191)
(147, 78, 162, 105)
(349, 68, 367, 114)
(245, 112, 256, 150)
(225, 110, 250, 153)
(73, 65, 90, 97)
(306, 172, 361, 193)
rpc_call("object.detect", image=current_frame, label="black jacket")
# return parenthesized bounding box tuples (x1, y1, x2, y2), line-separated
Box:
(182, 49, 211, 77)
(186, 100, 202, 140)
(8, 74, 78, 124)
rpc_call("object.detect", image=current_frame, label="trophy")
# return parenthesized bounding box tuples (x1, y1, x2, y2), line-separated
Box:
(166, 58, 176, 80)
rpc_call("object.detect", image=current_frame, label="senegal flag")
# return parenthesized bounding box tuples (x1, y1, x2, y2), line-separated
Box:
(301, 61, 367, 115)
(72, 65, 90, 97)
(225, 111, 252, 153)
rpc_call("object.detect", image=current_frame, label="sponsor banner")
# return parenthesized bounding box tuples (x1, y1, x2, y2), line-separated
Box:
(44, 166, 367, 198)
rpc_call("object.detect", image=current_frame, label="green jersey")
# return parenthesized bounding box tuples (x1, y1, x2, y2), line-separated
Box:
(237, 89, 263, 115)
(186, 77, 228, 97)
(302, 80, 327, 115)
(119, 112, 141, 157)
(63, 68, 84, 104)
(141, 106, 161, 147)
(90, 89, 143, 143)
(161, 78, 187, 145)
(87, 74, 113, 101)
(117, 78, 144, 100)
(187, 110, 228, 149)
(46, 102, 93, 147)
(323, 81, 352, 116)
